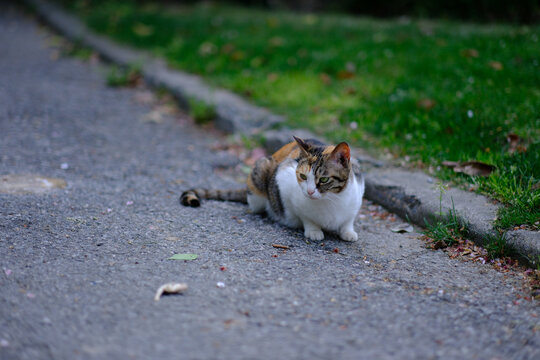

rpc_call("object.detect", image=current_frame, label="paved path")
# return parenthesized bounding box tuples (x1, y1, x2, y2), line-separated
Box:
(1, 5, 539, 360)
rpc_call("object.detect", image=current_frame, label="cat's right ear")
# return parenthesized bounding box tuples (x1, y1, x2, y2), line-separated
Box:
(330, 142, 351, 167)
(293, 136, 310, 156)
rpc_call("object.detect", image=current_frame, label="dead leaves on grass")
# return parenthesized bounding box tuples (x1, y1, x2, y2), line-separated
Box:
(506, 133, 528, 154)
(488, 61, 504, 71)
(416, 98, 437, 111)
(442, 160, 496, 177)
(441, 133, 528, 177)
(461, 48, 479, 58)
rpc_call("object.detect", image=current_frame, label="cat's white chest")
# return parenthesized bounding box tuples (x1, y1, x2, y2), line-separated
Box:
(275, 162, 364, 232)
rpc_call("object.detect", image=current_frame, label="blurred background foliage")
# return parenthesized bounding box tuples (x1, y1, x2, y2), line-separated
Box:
(156, 0, 540, 23)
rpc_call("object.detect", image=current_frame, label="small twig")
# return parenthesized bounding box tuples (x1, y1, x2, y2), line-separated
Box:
(272, 244, 290, 250)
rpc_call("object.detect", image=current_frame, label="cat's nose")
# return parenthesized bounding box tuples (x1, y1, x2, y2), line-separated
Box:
(307, 189, 315, 196)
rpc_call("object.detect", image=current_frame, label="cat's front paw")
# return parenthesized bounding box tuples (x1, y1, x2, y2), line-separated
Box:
(305, 229, 324, 241)
(340, 230, 358, 242)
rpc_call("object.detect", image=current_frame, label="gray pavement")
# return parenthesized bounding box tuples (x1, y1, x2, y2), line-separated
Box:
(1, 5, 539, 360)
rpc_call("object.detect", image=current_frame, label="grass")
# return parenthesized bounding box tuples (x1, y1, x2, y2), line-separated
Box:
(187, 97, 216, 124)
(423, 216, 467, 248)
(424, 199, 469, 248)
(62, 40, 95, 60)
(105, 64, 142, 87)
(56, 0, 540, 229)
(485, 233, 511, 260)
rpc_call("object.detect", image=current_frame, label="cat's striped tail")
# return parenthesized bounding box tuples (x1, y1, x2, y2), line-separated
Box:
(180, 188, 248, 207)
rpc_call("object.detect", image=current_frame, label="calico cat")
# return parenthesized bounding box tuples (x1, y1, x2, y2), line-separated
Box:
(181, 136, 365, 241)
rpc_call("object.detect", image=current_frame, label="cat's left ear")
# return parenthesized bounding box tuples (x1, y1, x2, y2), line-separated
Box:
(330, 142, 351, 167)
(293, 136, 311, 156)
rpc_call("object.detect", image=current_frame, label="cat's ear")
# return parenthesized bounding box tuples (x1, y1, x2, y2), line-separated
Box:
(293, 136, 311, 156)
(330, 142, 351, 167)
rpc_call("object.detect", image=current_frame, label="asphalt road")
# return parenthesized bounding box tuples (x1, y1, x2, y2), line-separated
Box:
(1, 5, 539, 360)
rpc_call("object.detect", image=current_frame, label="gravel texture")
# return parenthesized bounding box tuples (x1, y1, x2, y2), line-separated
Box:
(1, 5, 539, 360)
(26, 0, 284, 136)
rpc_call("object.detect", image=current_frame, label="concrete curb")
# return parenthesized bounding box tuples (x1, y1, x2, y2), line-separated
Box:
(27, 0, 540, 267)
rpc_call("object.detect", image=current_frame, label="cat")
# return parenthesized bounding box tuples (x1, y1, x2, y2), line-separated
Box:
(181, 136, 365, 241)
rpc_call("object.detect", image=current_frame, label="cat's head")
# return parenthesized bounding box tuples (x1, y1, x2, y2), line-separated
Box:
(293, 136, 351, 200)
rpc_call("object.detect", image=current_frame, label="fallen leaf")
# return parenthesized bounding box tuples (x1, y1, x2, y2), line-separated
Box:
(198, 42, 217, 56)
(432, 239, 447, 250)
(417, 98, 436, 111)
(337, 70, 355, 80)
(454, 161, 495, 177)
(390, 223, 414, 233)
(506, 133, 527, 153)
(143, 110, 164, 123)
(221, 42, 235, 54)
(507, 133, 520, 153)
(133, 91, 155, 105)
(442, 160, 495, 177)
(267, 73, 278, 82)
(488, 61, 503, 71)
(154, 282, 188, 301)
(231, 50, 245, 61)
(168, 253, 198, 261)
(224, 319, 238, 327)
(319, 73, 332, 84)
(133, 23, 154, 37)
(461, 48, 479, 58)
(345, 61, 356, 72)
(441, 161, 460, 168)
(266, 16, 280, 28)
(154, 104, 178, 116)
(303, 14, 318, 25)
(269, 36, 285, 47)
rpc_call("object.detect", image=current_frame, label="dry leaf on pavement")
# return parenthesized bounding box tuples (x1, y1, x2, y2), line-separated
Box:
(390, 223, 414, 233)
(154, 283, 188, 301)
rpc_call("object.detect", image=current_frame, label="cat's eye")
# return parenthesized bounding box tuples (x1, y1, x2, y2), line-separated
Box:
(319, 177, 329, 183)
(299, 174, 307, 180)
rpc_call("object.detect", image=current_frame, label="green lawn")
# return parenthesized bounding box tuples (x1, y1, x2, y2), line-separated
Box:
(58, 0, 539, 229)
